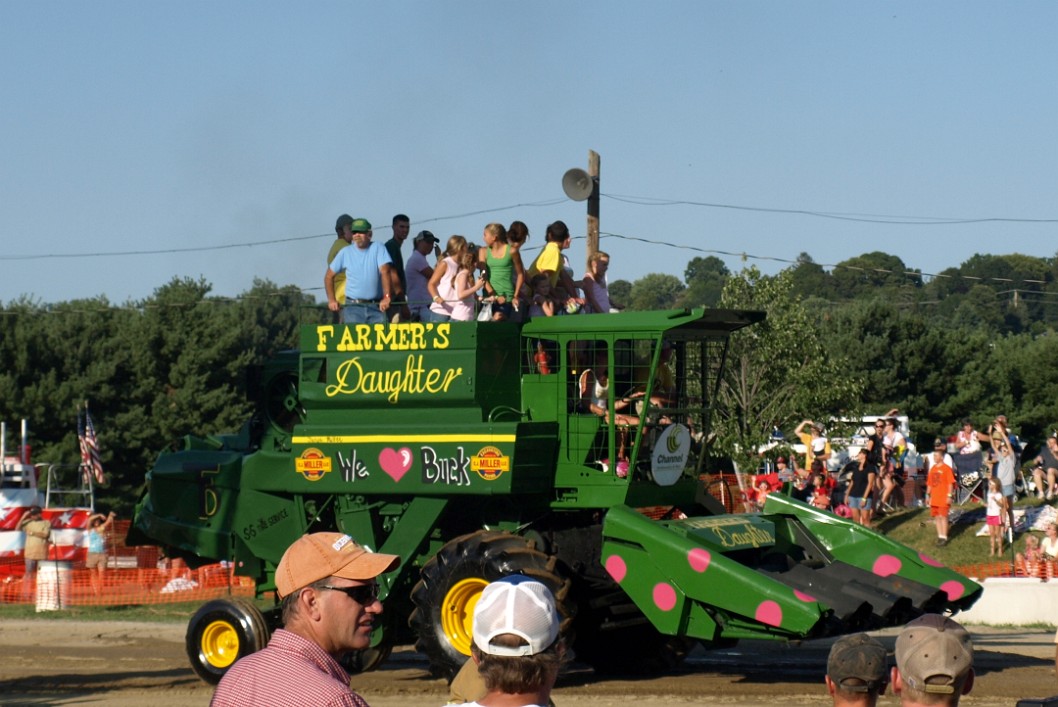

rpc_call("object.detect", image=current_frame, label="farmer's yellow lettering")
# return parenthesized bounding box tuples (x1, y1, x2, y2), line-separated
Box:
(315, 323, 451, 352)
(326, 354, 463, 403)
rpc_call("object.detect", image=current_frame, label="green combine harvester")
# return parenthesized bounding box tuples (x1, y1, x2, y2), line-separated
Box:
(128, 308, 981, 683)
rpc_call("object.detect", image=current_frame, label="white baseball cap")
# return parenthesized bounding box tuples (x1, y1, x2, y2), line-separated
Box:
(472, 575, 560, 657)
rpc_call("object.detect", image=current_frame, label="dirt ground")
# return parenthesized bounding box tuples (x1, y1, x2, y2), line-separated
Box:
(0, 619, 1055, 707)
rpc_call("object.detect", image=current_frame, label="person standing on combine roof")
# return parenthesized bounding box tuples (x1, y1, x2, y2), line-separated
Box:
(211, 532, 400, 707)
(825, 633, 888, 707)
(478, 222, 524, 321)
(506, 220, 531, 318)
(405, 230, 441, 321)
(582, 251, 621, 314)
(526, 220, 581, 296)
(384, 214, 411, 321)
(325, 218, 394, 325)
(891, 614, 974, 706)
(18, 505, 51, 599)
(327, 214, 355, 320)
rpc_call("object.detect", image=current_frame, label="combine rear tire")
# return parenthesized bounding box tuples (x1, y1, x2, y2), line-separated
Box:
(185, 598, 269, 684)
(409, 530, 572, 679)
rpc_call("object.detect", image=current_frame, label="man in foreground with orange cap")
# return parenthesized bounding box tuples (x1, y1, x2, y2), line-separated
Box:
(211, 532, 400, 707)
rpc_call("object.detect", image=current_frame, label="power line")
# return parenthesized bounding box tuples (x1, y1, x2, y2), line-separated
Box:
(0, 198, 567, 262)
(1, 191, 1054, 297)
(602, 193, 1058, 225)
(597, 232, 1055, 290)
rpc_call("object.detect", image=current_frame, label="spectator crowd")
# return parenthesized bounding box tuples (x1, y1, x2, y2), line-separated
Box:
(747, 411, 1058, 572)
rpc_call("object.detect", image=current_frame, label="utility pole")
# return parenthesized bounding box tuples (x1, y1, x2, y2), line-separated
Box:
(561, 151, 601, 259)
(587, 150, 600, 257)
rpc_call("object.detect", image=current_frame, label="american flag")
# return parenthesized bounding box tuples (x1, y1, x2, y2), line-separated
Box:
(78, 405, 105, 486)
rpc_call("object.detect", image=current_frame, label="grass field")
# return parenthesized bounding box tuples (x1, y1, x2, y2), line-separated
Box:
(876, 495, 1052, 572)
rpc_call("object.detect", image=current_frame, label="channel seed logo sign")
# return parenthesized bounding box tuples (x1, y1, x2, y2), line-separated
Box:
(651, 424, 691, 486)
(666, 428, 682, 454)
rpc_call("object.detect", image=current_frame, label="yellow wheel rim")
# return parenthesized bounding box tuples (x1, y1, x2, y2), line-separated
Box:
(441, 578, 488, 656)
(201, 619, 241, 668)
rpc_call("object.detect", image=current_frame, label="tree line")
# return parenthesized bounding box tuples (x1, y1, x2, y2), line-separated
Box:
(0, 278, 321, 514)
(2, 249, 1057, 514)
(606, 250, 1058, 469)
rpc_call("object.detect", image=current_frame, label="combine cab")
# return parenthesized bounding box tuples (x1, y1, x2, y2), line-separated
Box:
(128, 308, 980, 683)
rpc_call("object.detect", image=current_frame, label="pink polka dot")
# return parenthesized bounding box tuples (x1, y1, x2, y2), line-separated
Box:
(794, 589, 817, 603)
(755, 600, 782, 627)
(653, 582, 677, 611)
(872, 554, 902, 577)
(940, 580, 965, 601)
(918, 553, 945, 568)
(688, 548, 711, 573)
(604, 555, 627, 583)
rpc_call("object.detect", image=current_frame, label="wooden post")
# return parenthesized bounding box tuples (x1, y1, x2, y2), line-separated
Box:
(587, 150, 600, 258)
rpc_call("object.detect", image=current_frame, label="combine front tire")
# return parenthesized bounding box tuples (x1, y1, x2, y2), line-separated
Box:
(409, 530, 572, 679)
(185, 598, 269, 684)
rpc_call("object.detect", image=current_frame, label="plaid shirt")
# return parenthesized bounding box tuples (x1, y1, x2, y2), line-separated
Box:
(210, 629, 370, 707)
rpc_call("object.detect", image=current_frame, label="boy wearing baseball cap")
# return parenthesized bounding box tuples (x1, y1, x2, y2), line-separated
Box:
(456, 574, 566, 707)
(211, 532, 400, 707)
(892, 614, 974, 706)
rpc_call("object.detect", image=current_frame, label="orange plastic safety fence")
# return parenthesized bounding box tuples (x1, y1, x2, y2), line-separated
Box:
(953, 559, 1057, 582)
(0, 519, 257, 607)
(0, 562, 256, 607)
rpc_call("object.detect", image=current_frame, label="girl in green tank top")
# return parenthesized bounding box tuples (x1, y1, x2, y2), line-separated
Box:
(479, 223, 525, 321)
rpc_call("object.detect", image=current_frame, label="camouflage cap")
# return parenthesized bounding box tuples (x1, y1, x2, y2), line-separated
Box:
(828, 633, 888, 693)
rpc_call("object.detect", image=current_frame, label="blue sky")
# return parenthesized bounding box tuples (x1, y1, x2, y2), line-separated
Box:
(2, 2, 1056, 306)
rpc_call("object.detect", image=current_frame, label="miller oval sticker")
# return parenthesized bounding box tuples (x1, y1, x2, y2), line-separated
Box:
(296, 448, 332, 481)
(470, 446, 510, 481)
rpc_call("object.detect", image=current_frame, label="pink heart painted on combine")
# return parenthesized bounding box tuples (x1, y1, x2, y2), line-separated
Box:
(378, 447, 413, 482)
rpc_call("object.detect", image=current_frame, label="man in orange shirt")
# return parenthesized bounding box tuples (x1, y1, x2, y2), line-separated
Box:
(926, 443, 956, 546)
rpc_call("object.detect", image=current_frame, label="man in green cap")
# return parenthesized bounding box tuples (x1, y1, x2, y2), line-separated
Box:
(325, 218, 394, 324)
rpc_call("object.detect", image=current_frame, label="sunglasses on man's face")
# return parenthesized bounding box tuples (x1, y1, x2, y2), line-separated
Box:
(318, 583, 380, 605)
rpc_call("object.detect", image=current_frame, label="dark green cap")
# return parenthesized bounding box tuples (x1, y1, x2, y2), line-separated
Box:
(351, 218, 372, 233)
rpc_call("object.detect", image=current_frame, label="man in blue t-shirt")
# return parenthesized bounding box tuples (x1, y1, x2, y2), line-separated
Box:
(325, 218, 394, 324)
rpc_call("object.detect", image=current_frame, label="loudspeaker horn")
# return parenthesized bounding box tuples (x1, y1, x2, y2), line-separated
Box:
(561, 168, 594, 201)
